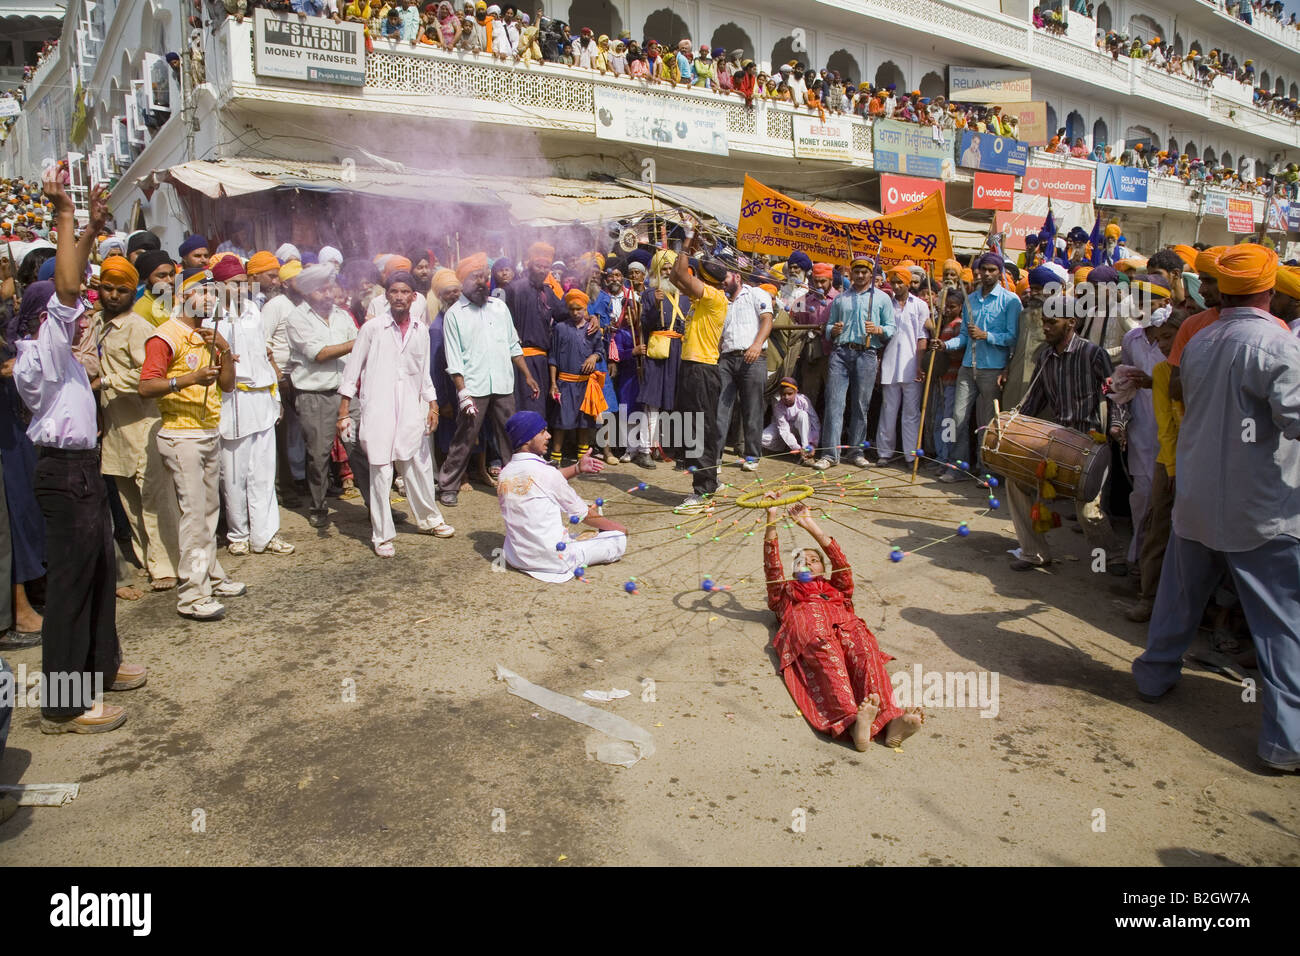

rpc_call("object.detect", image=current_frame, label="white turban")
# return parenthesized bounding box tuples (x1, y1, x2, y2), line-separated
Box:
(1043, 262, 1069, 286)
(318, 245, 343, 271)
(295, 263, 336, 295)
(275, 243, 301, 263)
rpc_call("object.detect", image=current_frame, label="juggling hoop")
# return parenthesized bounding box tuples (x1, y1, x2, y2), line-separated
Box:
(734, 484, 817, 509)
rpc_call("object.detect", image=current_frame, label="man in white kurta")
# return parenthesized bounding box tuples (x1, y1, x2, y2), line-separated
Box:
(215, 264, 292, 556)
(497, 411, 627, 583)
(337, 273, 452, 555)
(875, 270, 931, 464)
(1118, 317, 1165, 565)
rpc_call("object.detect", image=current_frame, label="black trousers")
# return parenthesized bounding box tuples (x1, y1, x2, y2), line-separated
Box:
(34, 449, 120, 718)
(677, 360, 722, 497)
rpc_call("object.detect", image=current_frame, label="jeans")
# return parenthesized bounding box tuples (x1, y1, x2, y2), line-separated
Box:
(820, 346, 878, 463)
(715, 350, 767, 462)
(930, 382, 958, 462)
(678, 360, 722, 496)
(951, 365, 1003, 468)
(1134, 533, 1300, 766)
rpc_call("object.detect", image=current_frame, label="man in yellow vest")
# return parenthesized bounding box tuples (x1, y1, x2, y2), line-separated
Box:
(138, 267, 245, 621)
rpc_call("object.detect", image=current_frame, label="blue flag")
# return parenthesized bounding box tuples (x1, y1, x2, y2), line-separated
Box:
(1088, 212, 1104, 267)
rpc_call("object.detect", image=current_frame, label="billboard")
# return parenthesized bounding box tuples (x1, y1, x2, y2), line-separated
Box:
(948, 66, 1033, 104)
(1023, 165, 1093, 203)
(956, 129, 1029, 176)
(998, 101, 1049, 147)
(792, 114, 853, 162)
(1094, 164, 1149, 207)
(879, 174, 946, 214)
(871, 119, 953, 179)
(254, 9, 367, 86)
(594, 86, 729, 157)
(972, 172, 1015, 210)
(1226, 197, 1255, 233)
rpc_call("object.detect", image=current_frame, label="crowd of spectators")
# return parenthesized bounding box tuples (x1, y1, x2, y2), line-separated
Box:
(0, 40, 58, 144)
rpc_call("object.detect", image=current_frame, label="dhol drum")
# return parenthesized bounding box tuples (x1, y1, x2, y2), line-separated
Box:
(979, 412, 1111, 502)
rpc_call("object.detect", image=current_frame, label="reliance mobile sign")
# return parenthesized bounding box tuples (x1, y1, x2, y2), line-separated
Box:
(1094, 164, 1148, 208)
(948, 67, 1032, 104)
(255, 10, 366, 86)
(879, 173, 946, 214)
(1023, 166, 1092, 203)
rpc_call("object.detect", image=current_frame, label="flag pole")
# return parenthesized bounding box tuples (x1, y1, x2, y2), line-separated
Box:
(911, 259, 940, 484)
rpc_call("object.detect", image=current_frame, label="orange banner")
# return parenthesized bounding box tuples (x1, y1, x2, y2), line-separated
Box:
(736, 175, 954, 270)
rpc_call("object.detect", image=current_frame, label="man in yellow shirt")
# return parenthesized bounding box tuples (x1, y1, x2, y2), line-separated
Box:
(669, 242, 728, 514)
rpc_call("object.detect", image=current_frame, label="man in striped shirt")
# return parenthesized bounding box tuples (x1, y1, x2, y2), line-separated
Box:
(1006, 309, 1125, 573)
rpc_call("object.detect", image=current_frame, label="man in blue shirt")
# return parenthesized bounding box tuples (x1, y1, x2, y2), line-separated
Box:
(937, 251, 1020, 481)
(813, 256, 894, 470)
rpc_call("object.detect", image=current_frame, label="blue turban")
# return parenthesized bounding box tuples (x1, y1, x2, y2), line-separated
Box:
(177, 234, 208, 257)
(1087, 265, 1120, 284)
(37, 257, 56, 281)
(1027, 265, 1057, 288)
(975, 252, 1004, 273)
(787, 251, 813, 273)
(506, 410, 548, 450)
(301, 251, 319, 265)
(627, 248, 653, 270)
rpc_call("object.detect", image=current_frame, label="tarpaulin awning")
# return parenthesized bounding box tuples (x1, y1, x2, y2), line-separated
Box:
(143, 158, 658, 226)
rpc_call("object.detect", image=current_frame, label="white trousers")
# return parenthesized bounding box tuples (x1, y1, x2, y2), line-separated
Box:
(220, 426, 280, 551)
(876, 381, 923, 461)
(629, 407, 661, 455)
(1127, 472, 1152, 564)
(369, 437, 444, 547)
(761, 411, 816, 452)
(569, 530, 627, 572)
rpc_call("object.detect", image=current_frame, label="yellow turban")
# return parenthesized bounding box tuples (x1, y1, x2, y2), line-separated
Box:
(1074, 266, 1091, 286)
(1115, 257, 1146, 274)
(1104, 223, 1121, 239)
(526, 242, 555, 266)
(456, 252, 489, 282)
(960, 267, 973, 284)
(246, 251, 279, 276)
(382, 255, 413, 280)
(649, 249, 677, 277)
(1171, 244, 1197, 269)
(940, 257, 961, 278)
(99, 255, 138, 288)
(1216, 243, 1278, 295)
(564, 289, 589, 309)
(1273, 265, 1300, 300)
(431, 267, 460, 297)
(280, 260, 303, 282)
(1194, 246, 1226, 279)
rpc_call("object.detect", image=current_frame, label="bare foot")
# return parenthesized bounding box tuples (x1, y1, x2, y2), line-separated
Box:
(116, 585, 144, 601)
(14, 611, 42, 633)
(851, 693, 880, 751)
(884, 707, 925, 748)
(151, 577, 177, 591)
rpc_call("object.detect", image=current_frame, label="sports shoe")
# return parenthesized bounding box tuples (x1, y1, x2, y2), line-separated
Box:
(847, 454, 869, 468)
(438, 492, 458, 507)
(740, 459, 759, 472)
(674, 495, 713, 515)
(179, 599, 226, 621)
(213, 580, 247, 598)
(424, 523, 455, 538)
(631, 452, 656, 470)
(307, 510, 329, 528)
(40, 703, 127, 735)
(619, 451, 633, 463)
(375, 542, 395, 558)
(254, 535, 296, 555)
(227, 539, 250, 556)
(812, 458, 833, 471)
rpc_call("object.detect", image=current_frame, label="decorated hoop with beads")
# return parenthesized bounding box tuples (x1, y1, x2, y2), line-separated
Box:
(734, 483, 816, 509)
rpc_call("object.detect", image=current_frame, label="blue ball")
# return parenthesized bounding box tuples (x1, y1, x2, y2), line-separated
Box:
(688, 465, 697, 473)
(862, 441, 872, 448)
(889, 548, 904, 563)
(573, 566, 585, 578)
(957, 523, 970, 537)
(701, 579, 714, 592)
(637, 482, 647, 491)
(595, 497, 605, 507)
(556, 542, 566, 551)
(988, 477, 999, 488)
(623, 581, 638, 593)
(569, 514, 580, 524)
(795, 570, 813, 583)
(989, 498, 1000, 510)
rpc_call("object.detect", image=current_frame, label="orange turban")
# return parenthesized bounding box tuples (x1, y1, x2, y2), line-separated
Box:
(563, 289, 589, 309)
(810, 262, 834, 278)
(1273, 265, 1300, 300)
(431, 267, 459, 297)
(1115, 257, 1146, 274)
(1171, 244, 1197, 269)
(1194, 246, 1226, 279)
(246, 251, 280, 276)
(1074, 266, 1091, 286)
(1015, 275, 1030, 295)
(383, 255, 413, 280)
(1104, 223, 1121, 239)
(939, 257, 960, 278)
(960, 267, 973, 284)
(456, 252, 489, 282)
(99, 255, 138, 288)
(527, 242, 555, 266)
(1216, 243, 1277, 295)
(887, 265, 912, 284)
(896, 259, 916, 271)
(759, 283, 779, 297)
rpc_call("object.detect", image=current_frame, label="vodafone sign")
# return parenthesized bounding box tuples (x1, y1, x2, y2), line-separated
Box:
(880, 173, 946, 214)
(1022, 166, 1092, 203)
(973, 172, 1015, 210)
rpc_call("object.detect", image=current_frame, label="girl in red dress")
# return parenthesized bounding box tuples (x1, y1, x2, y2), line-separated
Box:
(763, 496, 924, 751)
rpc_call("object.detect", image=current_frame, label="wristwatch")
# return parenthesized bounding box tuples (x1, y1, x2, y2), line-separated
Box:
(169, 377, 179, 392)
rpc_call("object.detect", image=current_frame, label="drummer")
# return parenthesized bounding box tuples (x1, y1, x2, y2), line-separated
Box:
(1005, 310, 1128, 574)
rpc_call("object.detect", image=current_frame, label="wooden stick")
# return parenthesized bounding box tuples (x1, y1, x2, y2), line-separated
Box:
(911, 260, 939, 484)
(993, 398, 1003, 441)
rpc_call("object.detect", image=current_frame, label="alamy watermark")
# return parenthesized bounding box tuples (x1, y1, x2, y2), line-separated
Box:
(891, 665, 999, 718)
(0, 664, 103, 711)
(595, 406, 704, 460)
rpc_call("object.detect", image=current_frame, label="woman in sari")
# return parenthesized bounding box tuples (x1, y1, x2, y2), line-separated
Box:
(763, 495, 924, 751)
